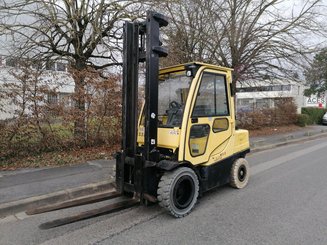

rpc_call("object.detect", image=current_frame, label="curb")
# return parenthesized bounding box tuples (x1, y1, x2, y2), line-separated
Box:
(250, 131, 327, 153)
(0, 180, 114, 218)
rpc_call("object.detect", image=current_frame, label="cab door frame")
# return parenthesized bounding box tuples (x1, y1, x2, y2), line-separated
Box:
(178, 66, 234, 165)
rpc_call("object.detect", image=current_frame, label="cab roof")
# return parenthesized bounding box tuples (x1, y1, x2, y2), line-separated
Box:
(159, 62, 233, 74)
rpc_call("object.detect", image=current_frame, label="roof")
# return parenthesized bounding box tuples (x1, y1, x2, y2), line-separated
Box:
(237, 79, 303, 87)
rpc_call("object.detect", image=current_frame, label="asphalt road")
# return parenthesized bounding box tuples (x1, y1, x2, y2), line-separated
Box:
(1, 137, 327, 245)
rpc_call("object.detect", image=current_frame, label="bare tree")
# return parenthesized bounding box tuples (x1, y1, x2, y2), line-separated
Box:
(0, 59, 58, 152)
(0, 0, 148, 142)
(160, 0, 214, 65)
(158, 0, 326, 91)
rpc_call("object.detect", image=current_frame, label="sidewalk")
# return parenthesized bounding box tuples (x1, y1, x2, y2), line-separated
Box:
(0, 159, 115, 204)
(250, 125, 327, 150)
(0, 159, 115, 217)
(1, 125, 327, 217)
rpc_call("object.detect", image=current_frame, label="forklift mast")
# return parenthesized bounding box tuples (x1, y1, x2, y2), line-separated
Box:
(116, 11, 168, 201)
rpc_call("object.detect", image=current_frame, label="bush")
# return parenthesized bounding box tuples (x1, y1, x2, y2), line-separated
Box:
(296, 114, 310, 127)
(301, 107, 327, 125)
(237, 98, 298, 130)
(0, 66, 122, 164)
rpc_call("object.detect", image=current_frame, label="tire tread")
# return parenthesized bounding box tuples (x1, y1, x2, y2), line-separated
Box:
(157, 167, 199, 218)
(230, 158, 250, 189)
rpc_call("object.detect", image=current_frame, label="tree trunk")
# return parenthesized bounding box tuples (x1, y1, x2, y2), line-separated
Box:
(73, 61, 87, 145)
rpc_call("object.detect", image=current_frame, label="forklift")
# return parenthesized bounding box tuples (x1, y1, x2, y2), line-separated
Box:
(116, 11, 250, 218)
(30, 11, 250, 228)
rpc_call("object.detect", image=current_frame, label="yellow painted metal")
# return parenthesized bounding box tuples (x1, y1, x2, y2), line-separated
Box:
(157, 127, 180, 150)
(137, 62, 250, 166)
(137, 125, 180, 151)
(160, 62, 234, 74)
(233, 129, 250, 154)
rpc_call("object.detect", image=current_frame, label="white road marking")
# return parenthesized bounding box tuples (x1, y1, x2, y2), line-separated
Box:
(251, 141, 327, 176)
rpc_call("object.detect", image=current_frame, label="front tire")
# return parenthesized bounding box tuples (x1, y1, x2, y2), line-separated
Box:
(230, 158, 250, 189)
(157, 167, 199, 218)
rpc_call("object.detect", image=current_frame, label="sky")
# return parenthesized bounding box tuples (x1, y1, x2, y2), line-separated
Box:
(0, 0, 326, 59)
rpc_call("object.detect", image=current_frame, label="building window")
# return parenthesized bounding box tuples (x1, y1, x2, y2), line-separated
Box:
(46, 60, 56, 71)
(57, 62, 66, 71)
(256, 98, 269, 108)
(271, 85, 281, 91)
(237, 84, 292, 93)
(6, 57, 18, 67)
(31, 61, 43, 70)
(59, 93, 73, 107)
(281, 85, 291, 91)
(47, 93, 58, 105)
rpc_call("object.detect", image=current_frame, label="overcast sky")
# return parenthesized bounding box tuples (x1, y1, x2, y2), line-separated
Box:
(0, 0, 326, 57)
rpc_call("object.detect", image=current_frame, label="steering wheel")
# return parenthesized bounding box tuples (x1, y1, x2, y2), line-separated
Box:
(169, 100, 181, 109)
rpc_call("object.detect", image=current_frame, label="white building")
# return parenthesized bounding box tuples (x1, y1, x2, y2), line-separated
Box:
(236, 79, 326, 114)
(0, 54, 74, 120)
(2, 54, 326, 120)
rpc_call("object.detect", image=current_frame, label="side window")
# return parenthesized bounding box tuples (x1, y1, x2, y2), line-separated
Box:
(215, 76, 229, 115)
(213, 118, 229, 133)
(192, 73, 229, 117)
(189, 124, 210, 157)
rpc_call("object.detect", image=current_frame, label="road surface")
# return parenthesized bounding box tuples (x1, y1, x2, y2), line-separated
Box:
(1, 137, 327, 245)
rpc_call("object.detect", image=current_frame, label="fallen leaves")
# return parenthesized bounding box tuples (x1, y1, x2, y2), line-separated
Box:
(249, 125, 302, 137)
(0, 145, 120, 171)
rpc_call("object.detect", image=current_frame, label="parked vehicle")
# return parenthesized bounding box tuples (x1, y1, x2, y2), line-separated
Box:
(323, 112, 327, 125)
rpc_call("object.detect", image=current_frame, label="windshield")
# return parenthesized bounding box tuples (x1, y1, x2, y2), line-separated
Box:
(158, 71, 192, 127)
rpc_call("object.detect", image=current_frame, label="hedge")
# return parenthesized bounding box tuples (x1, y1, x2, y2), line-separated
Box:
(296, 114, 310, 127)
(301, 107, 327, 125)
(237, 98, 298, 130)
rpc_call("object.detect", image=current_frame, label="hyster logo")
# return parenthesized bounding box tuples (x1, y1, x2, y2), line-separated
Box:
(307, 97, 326, 104)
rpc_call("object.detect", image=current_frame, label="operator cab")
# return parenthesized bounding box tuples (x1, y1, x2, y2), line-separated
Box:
(137, 62, 243, 166)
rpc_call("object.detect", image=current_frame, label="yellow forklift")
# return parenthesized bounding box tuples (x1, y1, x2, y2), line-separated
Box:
(31, 11, 250, 229)
(116, 11, 250, 217)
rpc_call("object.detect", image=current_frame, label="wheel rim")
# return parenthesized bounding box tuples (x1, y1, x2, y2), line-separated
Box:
(173, 175, 195, 209)
(238, 165, 247, 182)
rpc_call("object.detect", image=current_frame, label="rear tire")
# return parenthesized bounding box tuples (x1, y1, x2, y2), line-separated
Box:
(230, 158, 250, 189)
(157, 167, 199, 218)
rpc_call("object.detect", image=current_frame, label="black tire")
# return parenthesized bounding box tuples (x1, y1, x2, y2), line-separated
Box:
(157, 167, 199, 218)
(230, 158, 250, 189)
